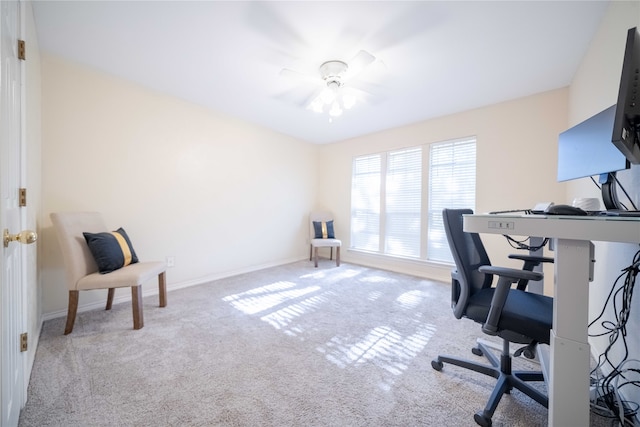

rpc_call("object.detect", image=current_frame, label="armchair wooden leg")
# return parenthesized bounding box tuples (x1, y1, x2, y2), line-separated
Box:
(131, 285, 144, 330)
(64, 290, 79, 335)
(330, 247, 333, 260)
(314, 247, 319, 268)
(336, 247, 341, 267)
(158, 271, 167, 308)
(309, 244, 313, 261)
(106, 288, 115, 310)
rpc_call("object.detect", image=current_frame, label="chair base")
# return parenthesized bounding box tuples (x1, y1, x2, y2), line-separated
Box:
(309, 244, 341, 268)
(63, 271, 168, 335)
(431, 340, 548, 427)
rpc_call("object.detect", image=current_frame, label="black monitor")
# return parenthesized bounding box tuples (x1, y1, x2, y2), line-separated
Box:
(557, 105, 629, 210)
(612, 27, 640, 164)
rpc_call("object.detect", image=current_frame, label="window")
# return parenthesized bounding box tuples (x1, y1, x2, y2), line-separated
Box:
(427, 138, 476, 262)
(351, 154, 381, 252)
(385, 148, 422, 257)
(350, 138, 476, 263)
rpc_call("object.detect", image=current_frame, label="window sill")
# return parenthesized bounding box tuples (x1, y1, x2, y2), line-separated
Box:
(344, 249, 453, 283)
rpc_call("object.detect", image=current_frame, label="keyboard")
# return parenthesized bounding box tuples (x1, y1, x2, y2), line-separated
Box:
(532, 210, 640, 217)
(598, 210, 640, 217)
(490, 209, 640, 218)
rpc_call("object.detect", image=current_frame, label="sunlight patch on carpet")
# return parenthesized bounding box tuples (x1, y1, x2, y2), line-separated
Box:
(222, 281, 321, 315)
(367, 290, 383, 301)
(360, 275, 399, 284)
(396, 290, 429, 309)
(317, 323, 437, 389)
(260, 292, 333, 333)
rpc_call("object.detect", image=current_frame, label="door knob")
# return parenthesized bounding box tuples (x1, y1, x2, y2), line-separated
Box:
(3, 229, 37, 248)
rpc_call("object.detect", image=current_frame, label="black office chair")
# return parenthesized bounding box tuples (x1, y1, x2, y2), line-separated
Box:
(431, 208, 554, 427)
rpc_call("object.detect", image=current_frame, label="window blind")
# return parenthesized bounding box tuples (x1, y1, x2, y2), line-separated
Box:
(351, 154, 381, 252)
(427, 138, 477, 262)
(385, 147, 422, 257)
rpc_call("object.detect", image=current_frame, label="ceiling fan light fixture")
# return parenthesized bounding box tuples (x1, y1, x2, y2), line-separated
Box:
(320, 85, 338, 104)
(329, 102, 343, 117)
(342, 93, 356, 109)
(319, 60, 348, 81)
(281, 50, 379, 121)
(309, 98, 324, 113)
(304, 54, 376, 119)
(326, 80, 341, 90)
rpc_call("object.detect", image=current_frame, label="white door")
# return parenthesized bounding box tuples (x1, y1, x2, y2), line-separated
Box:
(1, 1, 26, 426)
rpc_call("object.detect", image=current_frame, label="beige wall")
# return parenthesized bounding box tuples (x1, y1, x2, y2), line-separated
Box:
(40, 55, 318, 317)
(566, 0, 640, 404)
(317, 89, 569, 283)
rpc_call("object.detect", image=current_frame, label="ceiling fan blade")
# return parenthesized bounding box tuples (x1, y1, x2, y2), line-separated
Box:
(367, 3, 441, 51)
(343, 50, 376, 81)
(352, 50, 376, 67)
(343, 85, 387, 106)
(274, 85, 321, 108)
(246, 2, 307, 51)
(279, 68, 319, 85)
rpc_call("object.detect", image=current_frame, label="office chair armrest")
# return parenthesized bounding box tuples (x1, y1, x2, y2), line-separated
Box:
(478, 266, 543, 335)
(508, 254, 554, 264)
(478, 265, 543, 283)
(509, 254, 553, 290)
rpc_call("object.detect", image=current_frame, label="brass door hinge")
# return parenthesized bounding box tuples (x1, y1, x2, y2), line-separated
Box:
(18, 40, 25, 60)
(19, 188, 26, 207)
(20, 333, 27, 352)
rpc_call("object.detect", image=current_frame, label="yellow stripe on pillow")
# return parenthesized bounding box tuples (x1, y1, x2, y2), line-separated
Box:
(321, 222, 328, 239)
(111, 231, 133, 266)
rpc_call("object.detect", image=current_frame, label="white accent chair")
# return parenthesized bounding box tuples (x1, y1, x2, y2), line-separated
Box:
(309, 211, 341, 268)
(50, 212, 167, 334)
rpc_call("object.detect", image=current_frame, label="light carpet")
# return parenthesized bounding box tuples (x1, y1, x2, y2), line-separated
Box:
(19, 261, 597, 426)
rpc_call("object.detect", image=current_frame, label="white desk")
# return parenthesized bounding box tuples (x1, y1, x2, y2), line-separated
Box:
(464, 213, 640, 427)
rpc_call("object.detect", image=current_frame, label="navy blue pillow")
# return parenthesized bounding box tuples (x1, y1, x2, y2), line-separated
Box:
(313, 220, 335, 239)
(83, 227, 139, 274)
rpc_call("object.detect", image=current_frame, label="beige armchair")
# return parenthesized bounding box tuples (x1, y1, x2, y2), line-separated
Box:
(50, 212, 167, 334)
(309, 211, 341, 268)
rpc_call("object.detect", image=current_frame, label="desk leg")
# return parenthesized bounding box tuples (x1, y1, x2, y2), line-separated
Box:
(549, 238, 592, 427)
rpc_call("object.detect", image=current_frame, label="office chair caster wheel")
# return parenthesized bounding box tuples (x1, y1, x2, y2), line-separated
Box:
(514, 343, 537, 359)
(472, 347, 483, 357)
(474, 412, 492, 427)
(431, 360, 443, 371)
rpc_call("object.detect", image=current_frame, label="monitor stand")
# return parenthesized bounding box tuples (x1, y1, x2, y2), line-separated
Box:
(600, 172, 623, 210)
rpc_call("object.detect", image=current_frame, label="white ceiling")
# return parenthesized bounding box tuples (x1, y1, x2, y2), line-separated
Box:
(31, 1, 610, 144)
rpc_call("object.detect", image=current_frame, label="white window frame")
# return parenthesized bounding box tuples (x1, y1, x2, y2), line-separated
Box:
(350, 137, 476, 263)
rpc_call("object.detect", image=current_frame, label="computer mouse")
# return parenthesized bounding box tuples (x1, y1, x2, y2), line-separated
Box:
(546, 204, 588, 216)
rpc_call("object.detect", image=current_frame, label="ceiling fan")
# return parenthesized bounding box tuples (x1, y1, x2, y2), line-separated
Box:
(279, 50, 381, 119)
